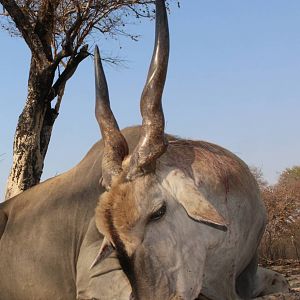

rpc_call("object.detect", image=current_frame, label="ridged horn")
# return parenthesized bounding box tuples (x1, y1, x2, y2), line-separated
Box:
(94, 46, 128, 189)
(127, 0, 169, 180)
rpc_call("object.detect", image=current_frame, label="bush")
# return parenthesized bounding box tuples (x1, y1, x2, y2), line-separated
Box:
(251, 166, 300, 263)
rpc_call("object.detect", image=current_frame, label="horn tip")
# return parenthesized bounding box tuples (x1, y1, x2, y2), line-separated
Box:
(94, 45, 100, 58)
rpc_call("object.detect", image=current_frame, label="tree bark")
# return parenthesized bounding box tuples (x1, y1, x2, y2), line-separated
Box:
(5, 57, 55, 200)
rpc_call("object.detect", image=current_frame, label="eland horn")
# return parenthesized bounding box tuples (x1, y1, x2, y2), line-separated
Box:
(94, 46, 128, 189)
(127, 0, 170, 180)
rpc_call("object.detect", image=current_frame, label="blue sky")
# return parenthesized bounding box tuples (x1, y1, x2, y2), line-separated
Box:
(1, 1, 300, 199)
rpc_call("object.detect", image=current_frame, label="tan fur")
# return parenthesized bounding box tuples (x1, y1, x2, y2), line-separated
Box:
(95, 172, 161, 255)
(95, 178, 139, 250)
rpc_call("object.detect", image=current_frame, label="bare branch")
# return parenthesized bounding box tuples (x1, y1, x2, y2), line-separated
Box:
(0, 0, 49, 65)
(34, 0, 61, 61)
(54, 83, 65, 114)
(47, 45, 89, 102)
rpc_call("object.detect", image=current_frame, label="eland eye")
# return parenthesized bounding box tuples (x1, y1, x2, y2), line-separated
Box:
(149, 203, 166, 221)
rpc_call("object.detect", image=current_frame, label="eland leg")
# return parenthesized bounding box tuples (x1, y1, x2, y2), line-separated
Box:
(235, 252, 289, 299)
(251, 267, 290, 298)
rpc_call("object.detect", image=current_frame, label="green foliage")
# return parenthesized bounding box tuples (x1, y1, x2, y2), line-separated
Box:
(279, 166, 300, 185)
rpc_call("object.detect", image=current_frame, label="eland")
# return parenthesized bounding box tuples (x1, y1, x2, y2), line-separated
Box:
(0, 0, 289, 299)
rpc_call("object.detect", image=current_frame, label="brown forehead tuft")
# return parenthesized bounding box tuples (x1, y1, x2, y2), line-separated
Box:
(95, 177, 141, 242)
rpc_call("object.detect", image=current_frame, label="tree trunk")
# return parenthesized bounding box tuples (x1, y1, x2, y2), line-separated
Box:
(5, 57, 56, 200)
(5, 45, 89, 200)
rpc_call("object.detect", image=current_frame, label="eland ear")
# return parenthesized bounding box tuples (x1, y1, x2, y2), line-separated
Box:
(160, 169, 227, 227)
(90, 237, 114, 269)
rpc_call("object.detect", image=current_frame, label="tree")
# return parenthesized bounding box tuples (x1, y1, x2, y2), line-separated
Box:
(278, 166, 300, 186)
(250, 166, 268, 190)
(258, 166, 300, 262)
(0, 0, 165, 200)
